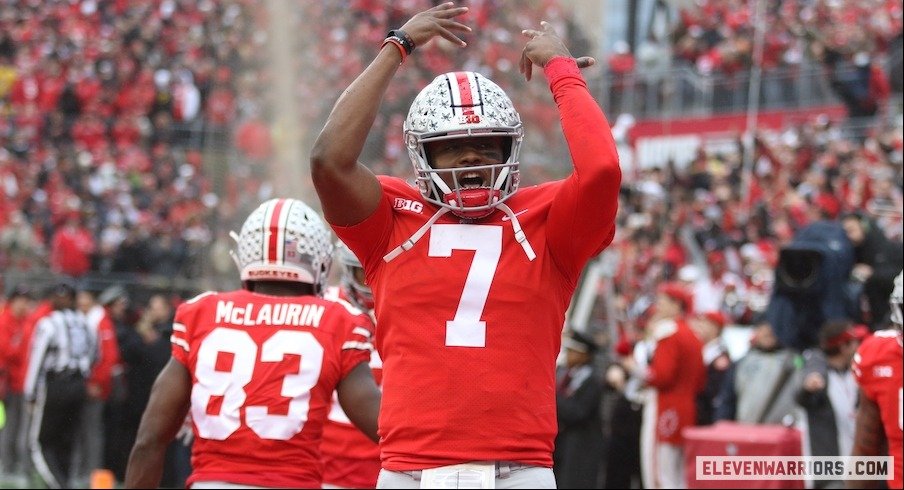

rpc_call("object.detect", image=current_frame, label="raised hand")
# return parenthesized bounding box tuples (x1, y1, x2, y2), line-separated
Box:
(519, 21, 596, 81)
(398, 2, 472, 50)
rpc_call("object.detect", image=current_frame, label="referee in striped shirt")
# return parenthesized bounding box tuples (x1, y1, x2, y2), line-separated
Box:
(23, 280, 97, 489)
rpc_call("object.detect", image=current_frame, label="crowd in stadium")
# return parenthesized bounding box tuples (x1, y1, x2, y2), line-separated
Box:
(670, 0, 900, 76)
(0, 0, 902, 488)
(0, 0, 268, 282)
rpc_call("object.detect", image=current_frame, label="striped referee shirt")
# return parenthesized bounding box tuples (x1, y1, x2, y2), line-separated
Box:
(23, 309, 97, 400)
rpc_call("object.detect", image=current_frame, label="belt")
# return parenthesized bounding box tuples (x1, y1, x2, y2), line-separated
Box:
(400, 461, 532, 481)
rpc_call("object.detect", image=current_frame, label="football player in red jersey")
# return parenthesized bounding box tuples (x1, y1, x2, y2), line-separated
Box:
(850, 270, 902, 489)
(321, 242, 383, 489)
(124, 199, 381, 489)
(310, 3, 619, 488)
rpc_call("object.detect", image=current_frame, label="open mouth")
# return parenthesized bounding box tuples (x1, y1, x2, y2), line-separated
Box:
(458, 171, 487, 189)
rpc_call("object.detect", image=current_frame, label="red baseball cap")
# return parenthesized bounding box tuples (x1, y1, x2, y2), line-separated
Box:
(658, 282, 694, 313)
(701, 311, 728, 330)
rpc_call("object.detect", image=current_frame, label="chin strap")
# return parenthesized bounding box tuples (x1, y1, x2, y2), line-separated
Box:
(498, 202, 536, 261)
(382, 203, 537, 263)
(383, 208, 451, 262)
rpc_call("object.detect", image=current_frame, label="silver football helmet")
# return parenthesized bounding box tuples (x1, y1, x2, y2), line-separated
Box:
(335, 240, 374, 311)
(404, 71, 523, 219)
(231, 198, 333, 294)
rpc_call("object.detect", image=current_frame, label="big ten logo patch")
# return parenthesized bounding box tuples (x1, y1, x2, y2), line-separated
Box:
(458, 114, 481, 124)
(393, 198, 423, 213)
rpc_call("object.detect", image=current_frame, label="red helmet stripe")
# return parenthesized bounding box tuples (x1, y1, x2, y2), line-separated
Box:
(266, 198, 285, 263)
(279, 199, 295, 263)
(453, 72, 476, 115)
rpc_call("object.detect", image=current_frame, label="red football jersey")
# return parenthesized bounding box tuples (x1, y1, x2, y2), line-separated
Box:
(320, 287, 382, 488)
(170, 289, 373, 488)
(333, 64, 620, 470)
(852, 330, 902, 489)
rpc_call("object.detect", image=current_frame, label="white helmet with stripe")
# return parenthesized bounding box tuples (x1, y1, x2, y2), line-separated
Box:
(231, 198, 333, 294)
(404, 71, 523, 219)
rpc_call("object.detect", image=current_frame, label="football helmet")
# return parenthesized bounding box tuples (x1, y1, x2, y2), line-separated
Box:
(335, 240, 374, 311)
(404, 71, 523, 219)
(891, 270, 903, 329)
(231, 198, 333, 294)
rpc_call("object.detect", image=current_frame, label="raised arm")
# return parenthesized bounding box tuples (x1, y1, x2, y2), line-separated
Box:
(521, 22, 621, 278)
(310, 2, 471, 226)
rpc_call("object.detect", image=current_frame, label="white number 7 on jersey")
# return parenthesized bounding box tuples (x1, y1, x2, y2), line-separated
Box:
(429, 224, 502, 348)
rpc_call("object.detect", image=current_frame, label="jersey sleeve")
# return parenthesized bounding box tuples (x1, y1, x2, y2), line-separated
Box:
(330, 176, 396, 273)
(543, 58, 621, 282)
(171, 302, 196, 367)
(171, 291, 217, 366)
(337, 311, 375, 378)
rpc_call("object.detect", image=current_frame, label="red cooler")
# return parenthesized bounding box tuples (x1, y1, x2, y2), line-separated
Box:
(683, 421, 804, 489)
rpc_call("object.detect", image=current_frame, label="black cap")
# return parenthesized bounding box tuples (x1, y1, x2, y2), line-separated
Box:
(563, 330, 598, 355)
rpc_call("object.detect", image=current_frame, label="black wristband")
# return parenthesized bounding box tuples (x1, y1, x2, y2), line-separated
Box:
(387, 29, 415, 55)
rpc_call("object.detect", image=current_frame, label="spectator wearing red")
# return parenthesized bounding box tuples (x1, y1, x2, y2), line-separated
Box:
(608, 40, 636, 75)
(115, 69, 155, 116)
(234, 117, 272, 162)
(608, 40, 636, 116)
(71, 112, 108, 152)
(7, 66, 39, 108)
(205, 80, 236, 126)
(37, 60, 65, 112)
(0, 285, 36, 480)
(624, 282, 705, 489)
(50, 214, 95, 278)
(74, 70, 102, 109)
(111, 114, 142, 150)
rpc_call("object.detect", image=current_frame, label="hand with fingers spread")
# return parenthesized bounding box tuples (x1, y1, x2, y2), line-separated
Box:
(519, 20, 595, 81)
(397, 2, 471, 50)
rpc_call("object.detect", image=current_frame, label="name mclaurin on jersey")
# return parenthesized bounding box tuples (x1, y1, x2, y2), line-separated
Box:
(215, 300, 325, 328)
